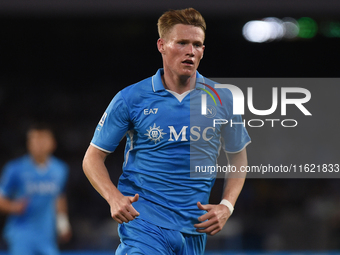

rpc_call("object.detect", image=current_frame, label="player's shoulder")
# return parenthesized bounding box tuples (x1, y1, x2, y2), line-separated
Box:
(1, 155, 28, 175)
(199, 75, 233, 100)
(4, 155, 28, 168)
(116, 75, 154, 106)
(209, 77, 233, 96)
(120, 76, 153, 97)
(120, 76, 152, 95)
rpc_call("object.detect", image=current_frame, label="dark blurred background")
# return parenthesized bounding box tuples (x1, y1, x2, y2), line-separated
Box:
(0, 0, 340, 252)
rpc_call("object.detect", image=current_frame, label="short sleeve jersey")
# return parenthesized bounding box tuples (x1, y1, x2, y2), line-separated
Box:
(91, 69, 251, 234)
(0, 155, 68, 242)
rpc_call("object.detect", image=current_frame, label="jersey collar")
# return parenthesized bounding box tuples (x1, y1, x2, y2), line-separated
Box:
(152, 68, 205, 92)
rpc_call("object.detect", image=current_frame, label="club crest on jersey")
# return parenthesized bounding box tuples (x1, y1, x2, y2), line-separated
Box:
(204, 105, 217, 118)
(145, 123, 166, 144)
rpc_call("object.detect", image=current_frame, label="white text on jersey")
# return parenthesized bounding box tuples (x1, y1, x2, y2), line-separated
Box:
(144, 108, 158, 115)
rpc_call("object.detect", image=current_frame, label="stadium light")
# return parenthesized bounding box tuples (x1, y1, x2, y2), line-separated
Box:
(243, 17, 300, 43)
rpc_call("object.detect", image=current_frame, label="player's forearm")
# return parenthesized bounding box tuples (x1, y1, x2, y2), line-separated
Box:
(82, 145, 121, 203)
(0, 196, 14, 214)
(222, 177, 245, 207)
(56, 195, 72, 238)
(56, 195, 69, 214)
(222, 148, 248, 206)
(0, 196, 23, 214)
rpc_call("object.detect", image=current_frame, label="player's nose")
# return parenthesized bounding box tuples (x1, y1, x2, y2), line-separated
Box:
(186, 44, 195, 56)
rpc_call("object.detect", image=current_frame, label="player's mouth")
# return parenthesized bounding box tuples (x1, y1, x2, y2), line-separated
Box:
(182, 59, 194, 66)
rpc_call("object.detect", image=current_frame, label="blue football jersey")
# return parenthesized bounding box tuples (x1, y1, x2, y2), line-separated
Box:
(91, 69, 250, 234)
(0, 155, 68, 243)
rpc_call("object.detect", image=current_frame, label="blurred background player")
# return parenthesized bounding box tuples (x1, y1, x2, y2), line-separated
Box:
(0, 123, 72, 255)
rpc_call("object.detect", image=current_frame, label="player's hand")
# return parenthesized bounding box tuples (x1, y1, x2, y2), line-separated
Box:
(194, 201, 231, 236)
(109, 193, 140, 224)
(10, 199, 27, 215)
(58, 229, 72, 244)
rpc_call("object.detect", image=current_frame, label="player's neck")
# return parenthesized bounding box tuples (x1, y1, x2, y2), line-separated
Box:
(161, 71, 196, 95)
(31, 154, 49, 166)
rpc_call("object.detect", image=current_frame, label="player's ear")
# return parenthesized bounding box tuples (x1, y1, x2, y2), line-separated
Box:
(157, 38, 166, 54)
(201, 45, 205, 60)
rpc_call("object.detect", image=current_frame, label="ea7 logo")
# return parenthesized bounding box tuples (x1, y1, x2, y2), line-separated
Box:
(144, 108, 158, 115)
(201, 85, 312, 116)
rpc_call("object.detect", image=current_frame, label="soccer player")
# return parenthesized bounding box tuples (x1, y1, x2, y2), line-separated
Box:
(83, 8, 250, 255)
(0, 123, 71, 255)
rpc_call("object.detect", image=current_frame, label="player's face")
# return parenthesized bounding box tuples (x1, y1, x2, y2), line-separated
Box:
(27, 130, 56, 159)
(158, 24, 205, 79)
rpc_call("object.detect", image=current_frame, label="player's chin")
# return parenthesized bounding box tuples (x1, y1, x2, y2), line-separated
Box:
(180, 68, 196, 77)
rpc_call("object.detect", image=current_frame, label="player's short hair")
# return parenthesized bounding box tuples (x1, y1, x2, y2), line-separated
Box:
(27, 122, 54, 136)
(157, 8, 206, 39)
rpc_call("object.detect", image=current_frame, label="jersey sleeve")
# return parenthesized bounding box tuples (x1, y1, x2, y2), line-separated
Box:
(0, 162, 18, 198)
(91, 91, 132, 153)
(221, 114, 251, 153)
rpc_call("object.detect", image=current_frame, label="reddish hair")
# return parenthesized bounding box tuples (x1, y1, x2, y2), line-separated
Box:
(157, 8, 206, 39)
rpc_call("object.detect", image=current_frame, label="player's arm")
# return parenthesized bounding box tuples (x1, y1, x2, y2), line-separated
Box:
(221, 148, 248, 210)
(82, 144, 139, 224)
(0, 166, 26, 215)
(56, 194, 72, 242)
(195, 148, 248, 235)
(0, 195, 26, 215)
